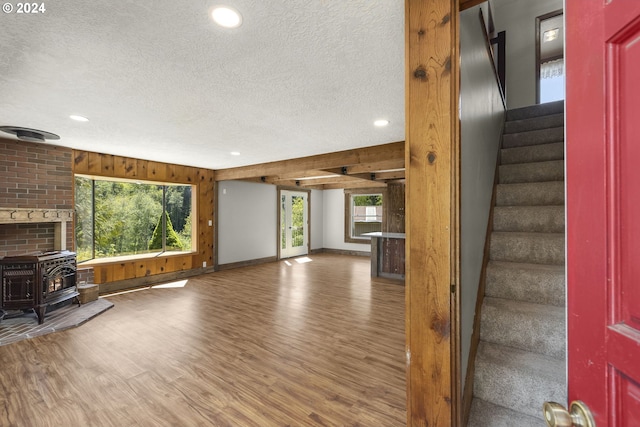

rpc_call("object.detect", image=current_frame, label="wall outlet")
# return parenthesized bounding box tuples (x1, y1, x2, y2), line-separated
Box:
(208, 219, 212, 226)
(202, 261, 207, 268)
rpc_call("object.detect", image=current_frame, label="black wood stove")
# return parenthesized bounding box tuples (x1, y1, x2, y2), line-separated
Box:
(1, 251, 79, 324)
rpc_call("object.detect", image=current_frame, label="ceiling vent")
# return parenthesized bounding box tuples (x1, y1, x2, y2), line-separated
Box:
(0, 126, 60, 143)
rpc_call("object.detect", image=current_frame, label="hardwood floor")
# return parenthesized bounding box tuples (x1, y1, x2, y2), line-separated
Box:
(0, 254, 406, 427)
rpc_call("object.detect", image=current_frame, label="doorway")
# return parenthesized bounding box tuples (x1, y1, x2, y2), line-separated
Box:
(279, 189, 309, 259)
(536, 9, 565, 103)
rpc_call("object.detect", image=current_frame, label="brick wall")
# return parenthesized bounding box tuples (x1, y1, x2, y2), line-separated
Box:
(0, 137, 74, 257)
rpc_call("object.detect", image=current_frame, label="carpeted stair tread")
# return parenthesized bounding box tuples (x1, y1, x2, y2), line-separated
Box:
(490, 232, 564, 265)
(501, 141, 564, 165)
(481, 297, 565, 358)
(503, 126, 564, 148)
(485, 261, 565, 307)
(499, 160, 564, 184)
(493, 206, 564, 233)
(471, 101, 566, 426)
(504, 112, 564, 134)
(506, 100, 564, 121)
(473, 341, 566, 420)
(496, 181, 564, 206)
(468, 398, 544, 427)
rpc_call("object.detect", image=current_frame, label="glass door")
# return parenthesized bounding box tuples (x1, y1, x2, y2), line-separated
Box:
(280, 190, 308, 259)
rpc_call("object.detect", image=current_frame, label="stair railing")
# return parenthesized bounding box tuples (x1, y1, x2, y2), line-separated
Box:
(479, 7, 507, 105)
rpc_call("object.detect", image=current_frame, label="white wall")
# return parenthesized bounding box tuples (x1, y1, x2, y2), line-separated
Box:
(322, 189, 371, 253)
(460, 4, 506, 390)
(310, 189, 324, 250)
(217, 182, 324, 264)
(217, 180, 277, 264)
(492, 0, 563, 108)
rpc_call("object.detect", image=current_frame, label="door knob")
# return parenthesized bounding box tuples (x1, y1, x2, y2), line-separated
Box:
(543, 400, 595, 427)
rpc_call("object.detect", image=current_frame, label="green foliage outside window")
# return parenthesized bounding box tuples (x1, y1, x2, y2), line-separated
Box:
(353, 194, 382, 206)
(149, 212, 185, 251)
(75, 176, 193, 262)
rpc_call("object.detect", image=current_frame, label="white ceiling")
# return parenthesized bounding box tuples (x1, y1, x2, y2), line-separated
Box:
(0, 1, 405, 170)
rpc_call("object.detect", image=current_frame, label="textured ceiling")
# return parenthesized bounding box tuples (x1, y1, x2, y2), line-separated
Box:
(0, 1, 405, 170)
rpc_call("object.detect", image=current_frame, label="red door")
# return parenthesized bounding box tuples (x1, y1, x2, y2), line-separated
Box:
(567, 1, 640, 425)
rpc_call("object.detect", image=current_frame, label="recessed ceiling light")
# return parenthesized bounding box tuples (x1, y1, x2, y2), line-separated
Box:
(230, 151, 240, 156)
(211, 6, 242, 28)
(69, 115, 89, 122)
(374, 119, 390, 127)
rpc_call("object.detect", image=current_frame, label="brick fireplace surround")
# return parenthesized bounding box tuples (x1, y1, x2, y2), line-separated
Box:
(0, 138, 74, 257)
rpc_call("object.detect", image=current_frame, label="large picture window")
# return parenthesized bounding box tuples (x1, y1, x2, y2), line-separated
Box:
(75, 176, 195, 263)
(344, 189, 384, 243)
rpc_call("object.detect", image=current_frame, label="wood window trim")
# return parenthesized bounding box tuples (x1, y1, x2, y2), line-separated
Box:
(344, 187, 387, 244)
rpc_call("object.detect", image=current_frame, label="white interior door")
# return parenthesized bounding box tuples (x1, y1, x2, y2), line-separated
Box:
(280, 190, 308, 258)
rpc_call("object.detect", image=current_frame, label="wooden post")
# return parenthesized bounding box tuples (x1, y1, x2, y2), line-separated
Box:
(405, 0, 460, 425)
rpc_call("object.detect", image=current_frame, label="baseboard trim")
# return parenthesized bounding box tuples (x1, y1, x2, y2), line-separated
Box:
(99, 266, 216, 295)
(216, 256, 278, 271)
(317, 248, 370, 257)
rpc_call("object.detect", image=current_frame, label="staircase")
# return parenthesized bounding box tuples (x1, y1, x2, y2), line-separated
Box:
(468, 100, 566, 426)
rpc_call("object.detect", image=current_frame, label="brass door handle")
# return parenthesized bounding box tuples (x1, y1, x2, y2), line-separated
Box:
(543, 400, 596, 427)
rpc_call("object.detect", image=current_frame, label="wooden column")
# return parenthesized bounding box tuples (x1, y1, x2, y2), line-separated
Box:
(405, 0, 460, 426)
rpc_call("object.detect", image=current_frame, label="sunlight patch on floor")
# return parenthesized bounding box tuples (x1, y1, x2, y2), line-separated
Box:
(283, 256, 313, 266)
(152, 279, 188, 289)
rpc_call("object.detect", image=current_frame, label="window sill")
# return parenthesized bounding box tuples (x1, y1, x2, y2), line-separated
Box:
(344, 237, 372, 244)
(78, 251, 196, 267)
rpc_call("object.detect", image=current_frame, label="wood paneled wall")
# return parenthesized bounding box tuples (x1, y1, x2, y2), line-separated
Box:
(73, 150, 215, 284)
(382, 183, 405, 233)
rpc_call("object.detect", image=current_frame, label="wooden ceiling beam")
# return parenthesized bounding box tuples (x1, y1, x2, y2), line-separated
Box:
(349, 170, 406, 181)
(459, 0, 485, 12)
(215, 141, 404, 181)
(323, 158, 405, 175)
(321, 180, 388, 190)
(266, 170, 341, 184)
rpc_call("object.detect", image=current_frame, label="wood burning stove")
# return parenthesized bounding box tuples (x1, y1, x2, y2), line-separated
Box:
(1, 251, 79, 324)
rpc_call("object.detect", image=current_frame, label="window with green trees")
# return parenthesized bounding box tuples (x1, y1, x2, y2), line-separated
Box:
(345, 191, 383, 243)
(74, 176, 194, 262)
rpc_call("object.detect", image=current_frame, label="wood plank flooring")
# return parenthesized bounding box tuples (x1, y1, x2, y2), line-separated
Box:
(0, 254, 406, 427)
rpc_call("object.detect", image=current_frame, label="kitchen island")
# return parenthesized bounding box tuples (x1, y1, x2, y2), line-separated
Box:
(363, 232, 406, 280)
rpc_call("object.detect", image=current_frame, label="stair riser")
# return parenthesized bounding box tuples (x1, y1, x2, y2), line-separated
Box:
(485, 262, 566, 307)
(499, 160, 564, 184)
(473, 342, 566, 420)
(503, 127, 564, 149)
(501, 142, 564, 165)
(468, 399, 544, 427)
(505, 113, 564, 134)
(493, 206, 564, 233)
(496, 182, 564, 206)
(474, 357, 565, 419)
(481, 298, 566, 358)
(490, 233, 565, 265)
